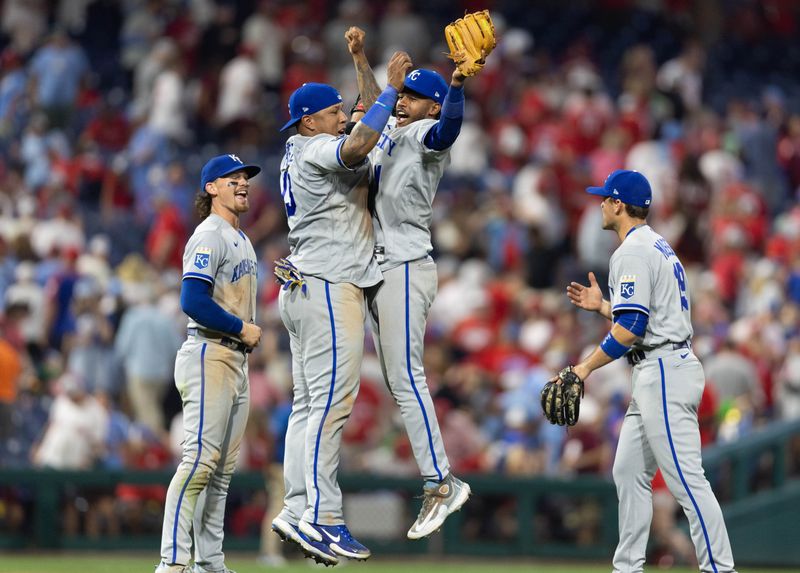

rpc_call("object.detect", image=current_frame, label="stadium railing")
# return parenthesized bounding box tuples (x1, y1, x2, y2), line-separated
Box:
(1, 418, 798, 565)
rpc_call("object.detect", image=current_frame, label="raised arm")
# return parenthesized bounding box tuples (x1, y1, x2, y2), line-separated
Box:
(424, 67, 467, 151)
(345, 27, 381, 108)
(339, 50, 412, 167)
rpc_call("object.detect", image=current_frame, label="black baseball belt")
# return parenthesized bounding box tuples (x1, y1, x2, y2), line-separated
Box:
(187, 327, 252, 354)
(626, 340, 690, 366)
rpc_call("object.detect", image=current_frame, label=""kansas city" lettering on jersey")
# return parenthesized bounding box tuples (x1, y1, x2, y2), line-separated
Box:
(231, 259, 257, 282)
(376, 132, 396, 156)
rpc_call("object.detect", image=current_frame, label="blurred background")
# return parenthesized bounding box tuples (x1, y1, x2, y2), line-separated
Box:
(0, 0, 799, 570)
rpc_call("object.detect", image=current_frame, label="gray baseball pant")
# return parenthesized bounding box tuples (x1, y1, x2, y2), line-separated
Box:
(367, 258, 449, 482)
(612, 349, 736, 573)
(277, 276, 366, 526)
(160, 338, 250, 570)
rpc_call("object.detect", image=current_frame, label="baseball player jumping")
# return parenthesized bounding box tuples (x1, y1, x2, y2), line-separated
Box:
(156, 154, 263, 573)
(270, 52, 413, 566)
(345, 26, 473, 539)
(559, 170, 736, 573)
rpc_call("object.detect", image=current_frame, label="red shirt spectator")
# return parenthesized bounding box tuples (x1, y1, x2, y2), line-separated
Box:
(145, 199, 187, 271)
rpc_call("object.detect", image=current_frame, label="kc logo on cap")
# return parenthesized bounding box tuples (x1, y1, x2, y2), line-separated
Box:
(403, 69, 448, 105)
(200, 154, 261, 192)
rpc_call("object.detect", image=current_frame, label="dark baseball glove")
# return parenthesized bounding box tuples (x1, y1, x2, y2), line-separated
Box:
(345, 95, 365, 135)
(541, 366, 584, 426)
(444, 9, 497, 76)
(274, 258, 307, 296)
(350, 94, 365, 116)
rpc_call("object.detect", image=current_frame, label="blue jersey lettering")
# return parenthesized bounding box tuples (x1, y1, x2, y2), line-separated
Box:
(376, 132, 397, 156)
(232, 259, 257, 282)
(654, 238, 676, 260)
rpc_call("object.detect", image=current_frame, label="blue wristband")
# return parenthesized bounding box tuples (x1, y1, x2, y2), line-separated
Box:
(600, 332, 630, 360)
(360, 86, 398, 132)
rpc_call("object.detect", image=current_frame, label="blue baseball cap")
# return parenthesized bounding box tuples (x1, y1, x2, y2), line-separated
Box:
(403, 69, 448, 105)
(280, 83, 343, 132)
(200, 154, 261, 192)
(586, 169, 652, 208)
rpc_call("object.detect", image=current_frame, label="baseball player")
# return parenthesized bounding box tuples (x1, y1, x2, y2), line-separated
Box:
(270, 51, 413, 566)
(345, 26, 471, 539)
(156, 154, 263, 573)
(563, 170, 736, 573)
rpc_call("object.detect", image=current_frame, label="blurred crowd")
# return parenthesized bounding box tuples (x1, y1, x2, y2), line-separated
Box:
(0, 0, 799, 532)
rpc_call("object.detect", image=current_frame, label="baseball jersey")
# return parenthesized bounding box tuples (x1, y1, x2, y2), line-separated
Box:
(182, 213, 257, 333)
(370, 117, 450, 270)
(608, 225, 692, 348)
(280, 133, 382, 287)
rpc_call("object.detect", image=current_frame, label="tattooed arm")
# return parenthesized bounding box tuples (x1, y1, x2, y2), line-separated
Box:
(345, 27, 381, 108)
(340, 50, 411, 166)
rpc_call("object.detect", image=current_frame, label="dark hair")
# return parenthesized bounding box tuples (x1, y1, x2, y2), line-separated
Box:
(195, 190, 212, 219)
(401, 89, 442, 119)
(624, 203, 649, 220)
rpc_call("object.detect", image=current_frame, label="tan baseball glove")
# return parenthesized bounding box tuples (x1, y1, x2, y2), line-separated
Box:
(444, 10, 497, 77)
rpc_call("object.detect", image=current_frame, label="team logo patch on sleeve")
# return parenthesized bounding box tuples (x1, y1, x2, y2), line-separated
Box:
(620, 275, 636, 299)
(194, 246, 212, 269)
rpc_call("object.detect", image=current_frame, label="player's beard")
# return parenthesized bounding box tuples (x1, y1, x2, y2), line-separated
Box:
(233, 193, 250, 213)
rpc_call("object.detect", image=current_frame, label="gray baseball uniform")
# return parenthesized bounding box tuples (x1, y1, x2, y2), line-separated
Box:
(366, 116, 451, 481)
(160, 214, 256, 570)
(277, 133, 381, 526)
(610, 225, 735, 573)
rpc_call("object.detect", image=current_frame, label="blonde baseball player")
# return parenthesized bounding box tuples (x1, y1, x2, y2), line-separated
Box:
(270, 51, 413, 566)
(559, 170, 736, 573)
(156, 154, 263, 573)
(346, 27, 471, 540)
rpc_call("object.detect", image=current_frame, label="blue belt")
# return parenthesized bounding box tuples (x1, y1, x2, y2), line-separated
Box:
(626, 340, 690, 366)
(187, 327, 252, 354)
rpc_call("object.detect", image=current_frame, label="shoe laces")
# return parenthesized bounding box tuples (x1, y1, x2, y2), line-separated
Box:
(423, 478, 451, 498)
(334, 524, 355, 543)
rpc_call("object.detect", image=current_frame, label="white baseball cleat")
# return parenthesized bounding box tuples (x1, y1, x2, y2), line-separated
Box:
(192, 565, 236, 573)
(407, 473, 471, 539)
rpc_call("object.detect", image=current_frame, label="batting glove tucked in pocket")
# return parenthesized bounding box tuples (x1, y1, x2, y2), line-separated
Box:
(274, 258, 307, 296)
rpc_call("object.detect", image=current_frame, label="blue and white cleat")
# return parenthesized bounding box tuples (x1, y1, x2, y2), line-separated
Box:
(299, 521, 371, 561)
(271, 516, 339, 567)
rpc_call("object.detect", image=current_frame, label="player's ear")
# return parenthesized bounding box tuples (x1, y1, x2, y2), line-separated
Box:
(300, 115, 314, 132)
(205, 181, 218, 197)
(429, 102, 442, 118)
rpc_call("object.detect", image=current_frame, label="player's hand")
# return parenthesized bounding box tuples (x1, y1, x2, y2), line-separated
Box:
(451, 48, 485, 87)
(240, 322, 262, 348)
(566, 272, 604, 313)
(386, 51, 413, 91)
(345, 26, 366, 55)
